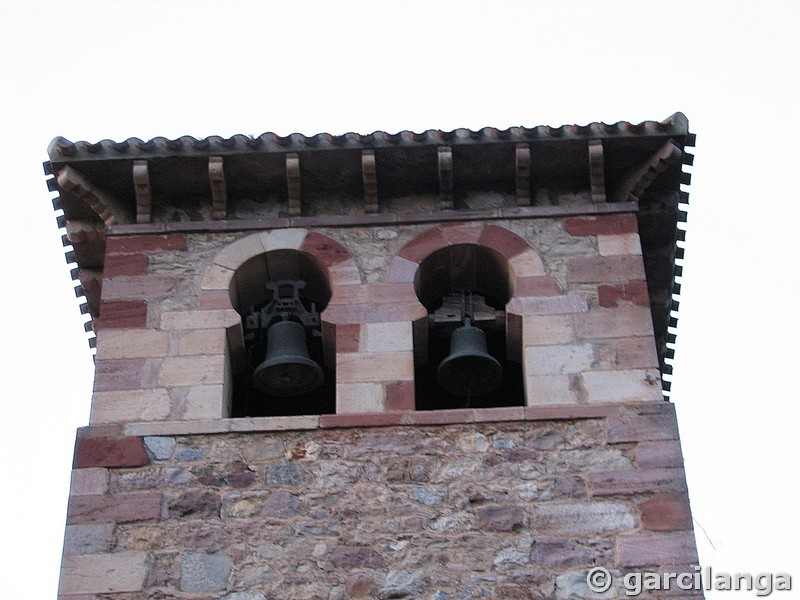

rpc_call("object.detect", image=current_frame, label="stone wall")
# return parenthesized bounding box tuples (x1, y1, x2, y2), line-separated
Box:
(91, 212, 662, 424)
(60, 402, 699, 599)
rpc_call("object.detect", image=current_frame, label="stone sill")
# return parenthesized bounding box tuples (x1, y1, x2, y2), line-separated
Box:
(117, 403, 648, 438)
(107, 202, 639, 236)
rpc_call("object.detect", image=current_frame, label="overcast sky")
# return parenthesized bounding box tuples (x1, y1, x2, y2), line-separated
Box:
(1, 1, 798, 597)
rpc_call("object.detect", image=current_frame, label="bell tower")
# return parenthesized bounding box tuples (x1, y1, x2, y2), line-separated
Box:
(48, 115, 699, 598)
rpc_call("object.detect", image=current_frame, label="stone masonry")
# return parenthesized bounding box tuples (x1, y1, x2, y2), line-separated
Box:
(48, 117, 698, 598)
(63, 403, 696, 599)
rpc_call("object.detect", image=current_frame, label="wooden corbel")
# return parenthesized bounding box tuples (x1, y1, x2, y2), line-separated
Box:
(438, 146, 453, 210)
(515, 143, 531, 206)
(588, 139, 606, 203)
(362, 150, 378, 213)
(286, 153, 301, 216)
(208, 156, 227, 220)
(132, 160, 152, 224)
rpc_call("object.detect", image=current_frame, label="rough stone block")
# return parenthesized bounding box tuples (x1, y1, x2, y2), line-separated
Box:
(525, 343, 594, 376)
(180, 551, 233, 592)
(97, 300, 147, 329)
(96, 329, 169, 360)
(62, 524, 115, 555)
(582, 369, 663, 403)
(336, 383, 386, 413)
(567, 255, 646, 284)
(337, 351, 414, 383)
(564, 214, 637, 236)
(361, 321, 413, 353)
(158, 355, 226, 387)
(67, 492, 162, 524)
(597, 233, 642, 256)
(476, 505, 525, 531)
(143, 436, 176, 460)
(526, 375, 579, 406)
(574, 307, 654, 339)
(69, 468, 108, 496)
(617, 531, 698, 567)
(60, 551, 148, 594)
(522, 314, 575, 346)
(330, 545, 386, 568)
(90, 389, 172, 424)
(586, 468, 688, 496)
(531, 501, 636, 534)
(639, 493, 693, 531)
(73, 436, 151, 468)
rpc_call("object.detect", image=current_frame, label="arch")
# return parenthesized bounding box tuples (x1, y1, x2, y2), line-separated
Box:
(199, 229, 361, 417)
(387, 223, 547, 293)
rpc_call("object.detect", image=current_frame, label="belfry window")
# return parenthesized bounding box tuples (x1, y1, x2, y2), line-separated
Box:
(230, 250, 335, 417)
(414, 244, 524, 410)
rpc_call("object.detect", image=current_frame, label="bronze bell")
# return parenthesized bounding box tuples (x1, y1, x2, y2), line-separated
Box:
(253, 320, 324, 396)
(437, 320, 503, 397)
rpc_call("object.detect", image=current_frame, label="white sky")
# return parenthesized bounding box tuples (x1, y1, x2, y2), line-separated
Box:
(1, 1, 798, 597)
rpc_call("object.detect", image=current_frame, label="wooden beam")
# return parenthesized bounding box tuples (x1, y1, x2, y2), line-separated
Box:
(362, 150, 378, 213)
(515, 143, 531, 206)
(208, 156, 227, 220)
(286, 153, 301, 216)
(438, 146, 453, 210)
(132, 160, 152, 224)
(588, 139, 606, 203)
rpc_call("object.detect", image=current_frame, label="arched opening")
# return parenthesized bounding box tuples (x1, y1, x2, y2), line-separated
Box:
(413, 244, 524, 410)
(229, 249, 335, 417)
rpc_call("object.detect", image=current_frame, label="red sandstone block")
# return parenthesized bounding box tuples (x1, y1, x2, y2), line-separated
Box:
(524, 404, 619, 421)
(586, 468, 688, 496)
(440, 223, 483, 245)
(478, 224, 530, 258)
(475, 406, 526, 422)
(606, 406, 679, 444)
(385, 381, 415, 411)
(598, 281, 650, 307)
(103, 253, 148, 277)
(403, 409, 473, 426)
(67, 492, 162, 524)
(617, 531, 698, 567)
(335, 324, 361, 352)
(324, 301, 427, 325)
(320, 412, 404, 429)
(398, 227, 448, 263)
(329, 284, 373, 306)
(614, 337, 660, 369)
(636, 440, 684, 468)
(514, 276, 562, 297)
(639, 493, 693, 531)
(93, 358, 146, 391)
(73, 436, 150, 469)
(300, 231, 350, 266)
(567, 255, 646, 284)
(106, 234, 187, 254)
(565, 214, 638, 236)
(97, 300, 147, 329)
